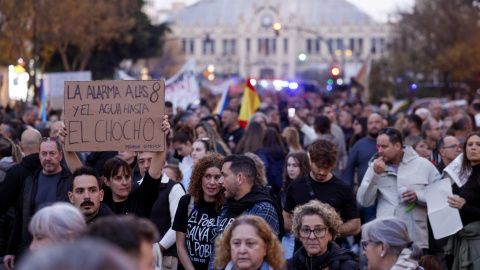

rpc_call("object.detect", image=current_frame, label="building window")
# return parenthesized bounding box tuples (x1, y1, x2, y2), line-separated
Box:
(315, 39, 320, 53)
(336, 39, 343, 52)
(379, 38, 385, 53)
(223, 39, 228, 55)
(272, 39, 276, 54)
(258, 38, 262, 53)
(307, 39, 312, 54)
(349, 38, 355, 52)
(210, 40, 215, 54)
(203, 39, 214, 55)
(246, 38, 250, 53)
(327, 39, 333, 54)
(284, 38, 288, 54)
(371, 38, 376, 54)
(231, 39, 236, 55)
(358, 38, 363, 54)
(190, 40, 194, 54)
(182, 39, 187, 54)
(265, 38, 269, 55)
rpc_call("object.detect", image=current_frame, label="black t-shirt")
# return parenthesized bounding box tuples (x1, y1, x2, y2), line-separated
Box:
(284, 174, 359, 221)
(222, 127, 244, 152)
(173, 194, 220, 270)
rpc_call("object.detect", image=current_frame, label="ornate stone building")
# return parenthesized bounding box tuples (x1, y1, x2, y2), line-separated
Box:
(165, 0, 393, 80)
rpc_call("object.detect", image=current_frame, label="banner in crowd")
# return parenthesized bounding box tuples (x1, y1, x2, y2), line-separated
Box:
(64, 80, 165, 152)
(44, 71, 92, 110)
(165, 58, 200, 110)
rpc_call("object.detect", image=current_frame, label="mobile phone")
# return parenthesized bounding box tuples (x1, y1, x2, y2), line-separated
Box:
(288, 108, 295, 118)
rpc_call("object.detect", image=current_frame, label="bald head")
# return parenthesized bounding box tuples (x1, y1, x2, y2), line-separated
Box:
(20, 128, 42, 155)
(367, 113, 382, 138)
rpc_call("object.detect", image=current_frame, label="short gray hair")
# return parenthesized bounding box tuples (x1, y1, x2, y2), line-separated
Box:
(362, 216, 421, 259)
(28, 202, 86, 244)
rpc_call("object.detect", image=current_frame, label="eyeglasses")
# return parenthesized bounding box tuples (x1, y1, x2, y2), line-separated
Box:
(299, 227, 328, 238)
(442, 144, 460, 150)
(361, 240, 380, 250)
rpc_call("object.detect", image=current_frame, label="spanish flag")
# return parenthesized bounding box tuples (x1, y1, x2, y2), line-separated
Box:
(238, 79, 260, 129)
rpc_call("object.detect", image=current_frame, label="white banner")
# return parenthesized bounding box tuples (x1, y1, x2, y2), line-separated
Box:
(165, 58, 200, 110)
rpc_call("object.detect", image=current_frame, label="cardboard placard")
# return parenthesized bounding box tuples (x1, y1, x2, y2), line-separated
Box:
(64, 80, 165, 152)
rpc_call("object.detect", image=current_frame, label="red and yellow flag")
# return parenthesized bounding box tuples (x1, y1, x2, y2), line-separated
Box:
(238, 78, 260, 129)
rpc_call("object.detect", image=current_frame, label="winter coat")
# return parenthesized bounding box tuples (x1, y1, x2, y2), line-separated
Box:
(357, 146, 440, 249)
(287, 242, 359, 270)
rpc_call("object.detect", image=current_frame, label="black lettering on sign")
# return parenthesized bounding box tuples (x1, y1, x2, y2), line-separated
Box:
(68, 121, 90, 144)
(150, 82, 160, 103)
(93, 118, 155, 142)
(67, 84, 82, 100)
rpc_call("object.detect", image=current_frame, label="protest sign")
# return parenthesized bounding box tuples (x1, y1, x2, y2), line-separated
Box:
(165, 58, 200, 110)
(64, 80, 165, 152)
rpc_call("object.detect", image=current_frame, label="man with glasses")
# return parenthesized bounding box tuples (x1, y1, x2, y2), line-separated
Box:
(357, 127, 439, 251)
(436, 136, 462, 172)
(422, 118, 442, 164)
(4, 137, 72, 269)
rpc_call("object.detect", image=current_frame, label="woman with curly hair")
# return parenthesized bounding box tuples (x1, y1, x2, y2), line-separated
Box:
(288, 200, 359, 270)
(214, 215, 286, 270)
(173, 153, 225, 270)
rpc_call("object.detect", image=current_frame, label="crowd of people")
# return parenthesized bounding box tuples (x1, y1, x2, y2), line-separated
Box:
(0, 95, 478, 270)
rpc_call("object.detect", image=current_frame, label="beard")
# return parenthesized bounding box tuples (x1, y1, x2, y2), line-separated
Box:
(369, 131, 378, 138)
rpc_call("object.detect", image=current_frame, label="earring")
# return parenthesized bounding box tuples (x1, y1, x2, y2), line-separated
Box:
(380, 253, 384, 257)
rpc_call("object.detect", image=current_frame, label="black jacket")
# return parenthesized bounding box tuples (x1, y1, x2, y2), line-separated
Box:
(0, 153, 42, 215)
(287, 242, 359, 270)
(6, 166, 72, 257)
(88, 202, 115, 224)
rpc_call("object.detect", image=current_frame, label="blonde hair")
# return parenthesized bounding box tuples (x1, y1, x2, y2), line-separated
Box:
(282, 127, 304, 152)
(214, 215, 286, 270)
(0, 137, 22, 163)
(292, 200, 343, 241)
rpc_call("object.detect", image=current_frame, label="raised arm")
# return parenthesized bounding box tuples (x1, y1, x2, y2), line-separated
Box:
(148, 115, 170, 179)
(59, 123, 83, 173)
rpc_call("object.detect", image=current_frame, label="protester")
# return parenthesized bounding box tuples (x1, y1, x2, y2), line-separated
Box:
(257, 127, 288, 194)
(68, 166, 114, 223)
(436, 136, 462, 172)
(173, 131, 194, 172)
(288, 200, 358, 270)
(421, 118, 442, 163)
(28, 202, 86, 250)
(338, 110, 355, 151)
(163, 164, 183, 183)
(0, 137, 22, 178)
(4, 137, 72, 269)
(214, 215, 286, 270)
(402, 114, 422, 137)
(195, 122, 230, 156)
(404, 135, 431, 160)
(281, 127, 304, 153)
(118, 150, 142, 183)
(357, 127, 439, 250)
(244, 152, 268, 187)
(362, 216, 422, 270)
(182, 139, 213, 190)
(18, 238, 137, 270)
(87, 215, 159, 270)
(284, 139, 360, 242)
(173, 153, 224, 270)
(348, 116, 368, 151)
(221, 107, 244, 153)
(445, 132, 480, 270)
(234, 121, 264, 154)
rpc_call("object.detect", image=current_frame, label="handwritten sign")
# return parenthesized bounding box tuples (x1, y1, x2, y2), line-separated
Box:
(64, 80, 165, 152)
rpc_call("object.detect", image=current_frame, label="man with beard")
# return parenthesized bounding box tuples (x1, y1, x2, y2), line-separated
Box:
(4, 138, 72, 270)
(402, 114, 422, 137)
(357, 127, 439, 251)
(343, 113, 382, 190)
(68, 166, 113, 223)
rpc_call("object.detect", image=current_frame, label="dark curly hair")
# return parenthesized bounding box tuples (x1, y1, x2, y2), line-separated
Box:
(187, 153, 225, 211)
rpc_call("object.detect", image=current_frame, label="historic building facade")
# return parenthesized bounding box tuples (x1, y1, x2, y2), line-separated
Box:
(165, 0, 393, 80)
